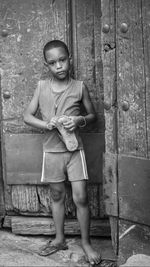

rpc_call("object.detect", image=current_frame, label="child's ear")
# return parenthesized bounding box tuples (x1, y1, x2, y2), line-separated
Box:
(44, 62, 48, 67)
(69, 55, 74, 78)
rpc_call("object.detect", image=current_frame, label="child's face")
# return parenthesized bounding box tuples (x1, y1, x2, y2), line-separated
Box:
(45, 47, 70, 80)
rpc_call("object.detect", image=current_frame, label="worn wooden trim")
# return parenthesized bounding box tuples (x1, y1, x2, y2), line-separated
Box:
(101, 0, 117, 153)
(103, 153, 118, 217)
(7, 216, 111, 236)
(0, 143, 5, 220)
(142, 0, 150, 158)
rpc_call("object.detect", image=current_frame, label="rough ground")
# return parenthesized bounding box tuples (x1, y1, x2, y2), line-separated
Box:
(0, 229, 116, 267)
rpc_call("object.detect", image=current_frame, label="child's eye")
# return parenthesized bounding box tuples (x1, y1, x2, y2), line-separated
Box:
(59, 58, 66, 63)
(49, 61, 55, 66)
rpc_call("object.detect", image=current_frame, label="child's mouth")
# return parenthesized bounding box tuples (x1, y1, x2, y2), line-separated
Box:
(57, 71, 66, 76)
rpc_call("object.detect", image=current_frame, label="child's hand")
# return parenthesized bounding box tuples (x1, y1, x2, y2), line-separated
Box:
(46, 117, 58, 130)
(50, 117, 58, 127)
(62, 116, 78, 132)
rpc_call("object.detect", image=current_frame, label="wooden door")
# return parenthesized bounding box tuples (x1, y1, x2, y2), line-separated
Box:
(102, 0, 150, 265)
(0, 0, 109, 235)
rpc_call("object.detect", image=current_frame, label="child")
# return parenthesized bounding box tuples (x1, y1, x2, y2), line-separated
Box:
(24, 40, 101, 265)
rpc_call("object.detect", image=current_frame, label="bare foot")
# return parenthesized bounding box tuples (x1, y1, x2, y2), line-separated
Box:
(82, 243, 101, 265)
(50, 237, 66, 246)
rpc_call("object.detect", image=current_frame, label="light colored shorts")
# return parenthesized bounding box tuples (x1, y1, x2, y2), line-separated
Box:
(41, 150, 88, 183)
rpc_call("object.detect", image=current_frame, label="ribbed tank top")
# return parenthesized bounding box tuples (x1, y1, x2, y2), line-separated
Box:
(38, 78, 84, 152)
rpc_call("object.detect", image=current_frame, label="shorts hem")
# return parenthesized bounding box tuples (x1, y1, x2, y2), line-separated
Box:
(41, 177, 65, 183)
(69, 177, 89, 182)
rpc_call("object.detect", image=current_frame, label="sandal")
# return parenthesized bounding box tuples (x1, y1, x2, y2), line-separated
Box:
(55, 116, 78, 151)
(38, 240, 68, 256)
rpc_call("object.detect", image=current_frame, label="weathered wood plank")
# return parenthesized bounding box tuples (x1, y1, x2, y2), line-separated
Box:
(3, 185, 13, 212)
(0, 0, 69, 126)
(72, 0, 103, 133)
(118, 155, 150, 226)
(12, 185, 40, 213)
(88, 184, 99, 218)
(117, 0, 147, 157)
(142, 0, 150, 157)
(3, 215, 11, 228)
(0, 148, 5, 220)
(101, 0, 116, 153)
(5, 134, 43, 184)
(109, 217, 118, 256)
(10, 183, 103, 219)
(103, 153, 118, 217)
(11, 216, 111, 236)
(101, 0, 118, 255)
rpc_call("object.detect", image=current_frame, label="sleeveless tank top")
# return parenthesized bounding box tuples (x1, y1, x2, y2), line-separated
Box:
(38, 78, 84, 152)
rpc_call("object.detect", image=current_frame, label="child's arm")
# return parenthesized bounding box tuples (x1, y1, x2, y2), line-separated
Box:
(80, 82, 96, 125)
(24, 85, 48, 130)
(63, 83, 96, 131)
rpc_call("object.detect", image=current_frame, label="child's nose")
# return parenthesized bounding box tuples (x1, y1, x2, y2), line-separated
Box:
(56, 61, 62, 68)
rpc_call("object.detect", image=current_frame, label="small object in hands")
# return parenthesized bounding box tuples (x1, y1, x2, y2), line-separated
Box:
(55, 115, 78, 151)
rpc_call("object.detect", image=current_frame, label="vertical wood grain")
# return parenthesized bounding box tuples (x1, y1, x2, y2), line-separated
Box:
(117, 0, 150, 263)
(71, 0, 105, 218)
(101, 0, 118, 216)
(116, 0, 147, 157)
(0, 0, 70, 130)
(71, 0, 104, 133)
(101, 0, 118, 254)
(142, 0, 150, 157)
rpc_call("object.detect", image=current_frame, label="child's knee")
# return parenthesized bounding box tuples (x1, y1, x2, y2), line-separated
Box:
(73, 192, 88, 206)
(51, 188, 65, 202)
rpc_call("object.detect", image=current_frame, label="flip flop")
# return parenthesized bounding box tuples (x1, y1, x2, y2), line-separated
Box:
(55, 116, 78, 151)
(38, 240, 68, 256)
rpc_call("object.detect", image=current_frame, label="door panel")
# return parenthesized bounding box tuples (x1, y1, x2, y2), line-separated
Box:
(116, 2, 150, 262)
(102, 0, 150, 263)
(0, 0, 106, 225)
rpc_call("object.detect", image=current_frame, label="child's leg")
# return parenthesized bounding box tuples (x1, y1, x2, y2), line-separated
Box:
(50, 182, 66, 244)
(71, 180, 101, 265)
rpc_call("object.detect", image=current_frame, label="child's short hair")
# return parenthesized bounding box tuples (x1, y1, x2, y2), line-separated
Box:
(43, 40, 69, 61)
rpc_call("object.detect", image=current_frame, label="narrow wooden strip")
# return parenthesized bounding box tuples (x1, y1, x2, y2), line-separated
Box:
(3, 215, 11, 228)
(142, 0, 150, 157)
(11, 216, 111, 236)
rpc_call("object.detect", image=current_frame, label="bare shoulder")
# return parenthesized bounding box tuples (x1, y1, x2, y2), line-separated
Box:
(33, 80, 42, 97)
